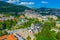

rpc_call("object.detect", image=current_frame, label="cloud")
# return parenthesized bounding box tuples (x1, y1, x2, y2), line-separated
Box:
(6, 0, 15, 3)
(6, 0, 35, 5)
(6, 0, 19, 3)
(20, 2, 34, 5)
(41, 1, 48, 4)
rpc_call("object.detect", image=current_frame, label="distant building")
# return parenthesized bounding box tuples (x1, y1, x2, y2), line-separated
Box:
(25, 10, 34, 14)
(41, 15, 58, 21)
(0, 14, 6, 18)
(20, 15, 25, 23)
(35, 23, 42, 32)
(25, 13, 38, 18)
(24, 10, 39, 18)
(35, 23, 41, 29)
(28, 23, 41, 33)
(48, 15, 58, 20)
(9, 16, 16, 20)
(9, 12, 15, 14)
(41, 16, 49, 22)
(10, 16, 14, 19)
(37, 17, 43, 21)
(56, 21, 60, 28)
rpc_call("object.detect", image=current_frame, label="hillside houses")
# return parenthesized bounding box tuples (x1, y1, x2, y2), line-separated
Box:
(24, 10, 39, 18)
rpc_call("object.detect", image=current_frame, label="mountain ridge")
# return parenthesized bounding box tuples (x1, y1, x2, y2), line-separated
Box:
(0, 1, 31, 12)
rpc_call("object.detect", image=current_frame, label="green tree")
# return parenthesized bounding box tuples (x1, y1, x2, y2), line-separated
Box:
(0, 30, 7, 36)
(41, 22, 56, 40)
(56, 32, 60, 40)
(26, 36, 31, 40)
(35, 22, 56, 40)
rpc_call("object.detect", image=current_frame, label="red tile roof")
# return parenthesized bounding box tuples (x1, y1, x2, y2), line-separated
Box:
(0, 34, 17, 40)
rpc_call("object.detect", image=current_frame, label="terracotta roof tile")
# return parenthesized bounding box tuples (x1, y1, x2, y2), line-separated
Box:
(0, 34, 17, 40)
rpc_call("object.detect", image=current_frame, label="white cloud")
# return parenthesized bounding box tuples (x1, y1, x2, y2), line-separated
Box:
(20, 2, 34, 5)
(41, 1, 48, 4)
(6, 0, 15, 3)
(6, 0, 34, 5)
(6, 0, 19, 3)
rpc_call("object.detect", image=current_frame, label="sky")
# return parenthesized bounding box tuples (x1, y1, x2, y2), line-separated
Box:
(1, 0, 60, 8)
